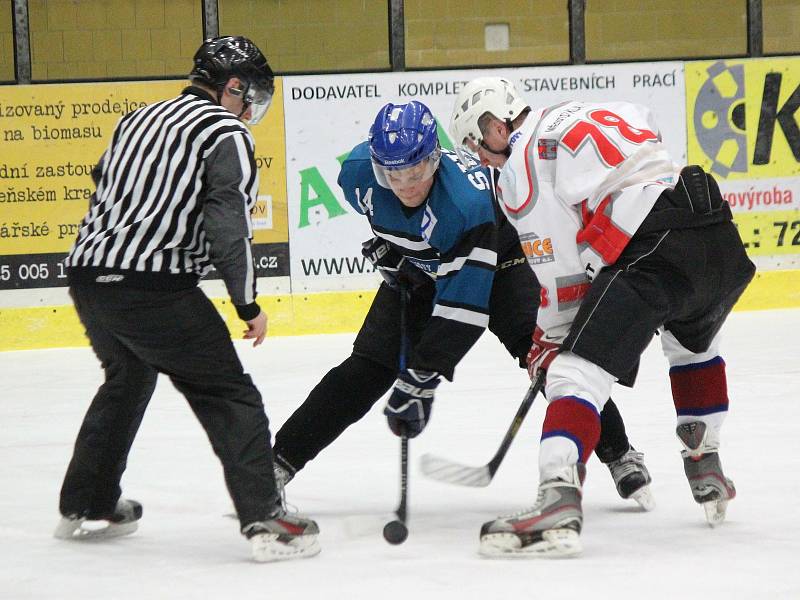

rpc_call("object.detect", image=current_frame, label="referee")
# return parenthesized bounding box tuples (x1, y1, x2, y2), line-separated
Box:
(54, 36, 319, 563)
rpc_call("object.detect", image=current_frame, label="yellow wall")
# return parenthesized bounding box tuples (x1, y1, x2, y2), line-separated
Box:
(586, 0, 747, 62)
(13, 1, 798, 81)
(218, 0, 390, 73)
(0, 2, 13, 81)
(28, 0, 202, 80)
(764, 0, 800, 55)
(405, 0, 568, 68)
(0, 290, 378, 352)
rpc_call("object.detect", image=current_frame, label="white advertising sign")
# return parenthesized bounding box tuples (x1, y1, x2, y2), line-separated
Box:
(283, 62, 686, 293)
(718, 177, 799, 213)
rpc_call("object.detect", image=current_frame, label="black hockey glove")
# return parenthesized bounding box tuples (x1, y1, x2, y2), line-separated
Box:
(362, 237, 405, 289)
(675, 165, 724, 214)
(384, 369, 440, 438)
(361, 236, 432, 291)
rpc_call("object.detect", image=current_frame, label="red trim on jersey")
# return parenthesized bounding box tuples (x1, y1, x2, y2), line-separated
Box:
(557, 281, 591, 305)
(504, 137, 537, 215)
(576, 195, 632, 265)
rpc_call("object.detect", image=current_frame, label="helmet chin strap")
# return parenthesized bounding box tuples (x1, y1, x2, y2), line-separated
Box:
(233, 81, 252, 119)
(479, 119, 513, 158)
(500, 119, 515, 157)
(214, 83, 251, 119)
(213, 86, 225, 106)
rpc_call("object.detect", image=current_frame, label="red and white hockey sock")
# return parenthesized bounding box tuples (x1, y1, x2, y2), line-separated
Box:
(670, 356, 728, 452)
(539, 396, 601, 480)
(670, 356, 729, 418)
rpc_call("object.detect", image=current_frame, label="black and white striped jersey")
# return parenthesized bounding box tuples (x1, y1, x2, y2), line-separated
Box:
(66, 86, 260, 319)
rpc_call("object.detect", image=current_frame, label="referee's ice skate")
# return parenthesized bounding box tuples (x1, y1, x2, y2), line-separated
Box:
(243, 509, 321, 563)
(54, 498, 142, 541)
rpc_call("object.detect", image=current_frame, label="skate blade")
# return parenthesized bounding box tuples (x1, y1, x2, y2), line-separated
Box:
(54, 517, 138, 541)
(251, 533, 321, 563)
(479, 529, 581, 559)
(703, 499, 729, 527)
(631, 485, 656, 512)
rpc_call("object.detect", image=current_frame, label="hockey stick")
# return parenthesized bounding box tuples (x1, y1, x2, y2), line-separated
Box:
(420, 369, 546, 487)
(383, 281, 410, 544)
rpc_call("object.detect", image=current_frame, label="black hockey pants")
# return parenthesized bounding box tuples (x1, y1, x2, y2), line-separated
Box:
(60, 284, 279, 528)
(273, 260, 633, 472)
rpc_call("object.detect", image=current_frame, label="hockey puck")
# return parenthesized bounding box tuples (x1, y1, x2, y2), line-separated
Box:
(382, 519, 408, 545)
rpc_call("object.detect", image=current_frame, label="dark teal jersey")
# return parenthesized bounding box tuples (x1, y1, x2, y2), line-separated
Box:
(338, 142, 498, 378)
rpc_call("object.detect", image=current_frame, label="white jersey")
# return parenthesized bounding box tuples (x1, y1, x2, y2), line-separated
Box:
(497, 100, 679, 342)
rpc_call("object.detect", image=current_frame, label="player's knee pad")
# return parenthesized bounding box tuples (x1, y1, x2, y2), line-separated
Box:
(545, 351, 614, 412)
(661, 328, 722, 366)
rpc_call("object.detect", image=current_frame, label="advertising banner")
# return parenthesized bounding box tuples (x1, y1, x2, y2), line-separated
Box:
(0, 79, 290, 291)
(686, 57, 800, 268)
(283, 62, 686, 292)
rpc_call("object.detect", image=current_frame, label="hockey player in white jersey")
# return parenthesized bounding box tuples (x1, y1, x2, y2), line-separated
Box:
(450, 77, 755, 557)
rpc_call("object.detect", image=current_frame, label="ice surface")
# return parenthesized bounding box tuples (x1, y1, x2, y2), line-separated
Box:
(1, 309, 799, 599)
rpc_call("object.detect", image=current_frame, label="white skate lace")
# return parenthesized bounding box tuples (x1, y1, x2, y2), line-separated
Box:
(498, 479, 567, 519)
(274, 464, 298, 513)
(608, 449, 645, 482)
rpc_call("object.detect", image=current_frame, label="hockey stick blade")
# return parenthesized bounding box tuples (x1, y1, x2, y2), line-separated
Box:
(419, 372, 545, 488)
(419, 453, 492, 487)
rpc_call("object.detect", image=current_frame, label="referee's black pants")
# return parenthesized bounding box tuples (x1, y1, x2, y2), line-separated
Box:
(60, 284, 278, 529)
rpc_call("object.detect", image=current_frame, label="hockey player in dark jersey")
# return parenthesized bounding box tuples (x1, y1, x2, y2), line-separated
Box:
(272, 100, 652, 507)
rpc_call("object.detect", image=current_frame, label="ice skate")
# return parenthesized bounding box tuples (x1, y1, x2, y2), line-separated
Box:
(54, 498, 142, 541)
(479, 464, 584, 558)
(606, 447, 655, 511)
(274, 459, 295, 511)
(226, 461, 295, 520)
(243, 508, 320, 563)
(677, 422, 735, 526)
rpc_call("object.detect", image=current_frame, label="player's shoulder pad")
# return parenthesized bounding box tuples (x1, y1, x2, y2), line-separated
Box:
(338, 140, 372, 177)
(432, 150, 496, 229)
(337, 141, 381, 214)
(535, 101, 584, 136)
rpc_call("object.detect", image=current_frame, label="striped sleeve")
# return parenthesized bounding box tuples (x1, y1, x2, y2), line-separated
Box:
(411, 218, 498, 380)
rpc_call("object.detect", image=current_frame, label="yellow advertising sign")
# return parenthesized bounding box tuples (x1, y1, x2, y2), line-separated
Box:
(251, 78, 288, 246)
(0, 81, 182, 255)
(733, 209, 800, 255)
(0, 78, 288, 289)
(686, 57, 800, 180)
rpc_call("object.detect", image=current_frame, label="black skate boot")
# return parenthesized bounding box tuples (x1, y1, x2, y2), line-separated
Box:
(54, 498, 142, 540)
(606, 447, 655, 511)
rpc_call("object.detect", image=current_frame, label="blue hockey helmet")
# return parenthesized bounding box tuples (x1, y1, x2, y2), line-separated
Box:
(368, 101, 441, 189)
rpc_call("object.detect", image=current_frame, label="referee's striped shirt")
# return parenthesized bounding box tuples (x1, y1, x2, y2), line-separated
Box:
(66, 86, 261, 320)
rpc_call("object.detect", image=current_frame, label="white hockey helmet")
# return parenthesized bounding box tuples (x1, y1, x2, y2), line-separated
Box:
(449, 77, 528, 163)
